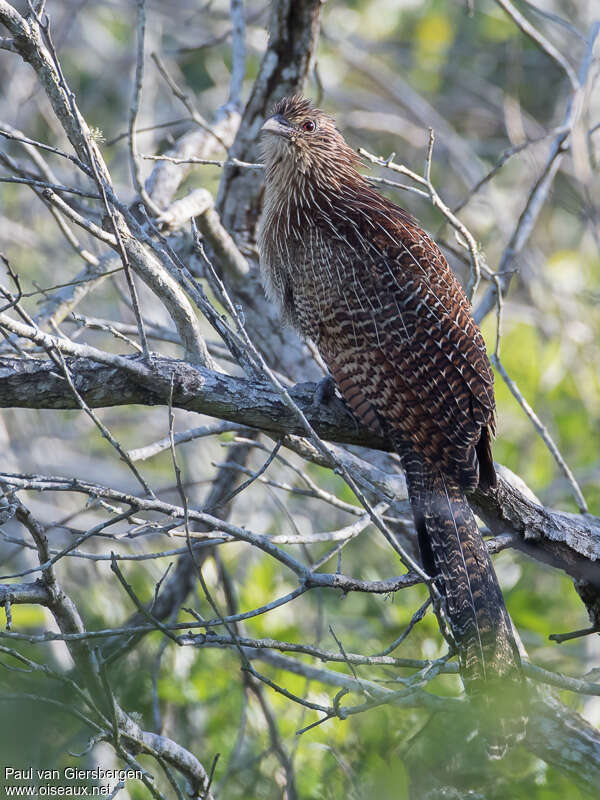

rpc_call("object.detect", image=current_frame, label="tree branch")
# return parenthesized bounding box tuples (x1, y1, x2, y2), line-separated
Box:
(0, 353, 597, 587)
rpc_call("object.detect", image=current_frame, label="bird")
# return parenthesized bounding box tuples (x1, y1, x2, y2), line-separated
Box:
(257, 95, 526, 753)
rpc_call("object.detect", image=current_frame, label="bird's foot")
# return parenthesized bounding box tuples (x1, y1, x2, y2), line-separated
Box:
(311, 375, 360, 432)
(313, 375, 337, 406)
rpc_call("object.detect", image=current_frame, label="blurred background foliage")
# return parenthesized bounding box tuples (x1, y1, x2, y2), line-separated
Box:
(1, 0, 599, 798)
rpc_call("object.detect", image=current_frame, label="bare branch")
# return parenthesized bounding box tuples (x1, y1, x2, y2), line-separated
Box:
(494, 0, 579, 90)
(475, 21, 600, 323)
(218, 0, 324, 242)
(0, 354, 598, 579)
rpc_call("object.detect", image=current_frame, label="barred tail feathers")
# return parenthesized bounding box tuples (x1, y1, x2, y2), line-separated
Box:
(425, 474, 520, 683)
(402, 452, 526, 754)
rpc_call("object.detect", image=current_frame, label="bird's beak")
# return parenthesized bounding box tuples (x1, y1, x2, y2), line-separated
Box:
(261, 114, 293, 138)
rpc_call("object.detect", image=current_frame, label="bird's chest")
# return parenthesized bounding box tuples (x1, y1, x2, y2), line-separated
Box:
(291, 238, 349, 337)
(260, 221, 347, 339)
(260, 210, 402, 360)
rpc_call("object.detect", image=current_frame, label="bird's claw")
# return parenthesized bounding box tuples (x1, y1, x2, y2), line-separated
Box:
(311, 376, 360, 433)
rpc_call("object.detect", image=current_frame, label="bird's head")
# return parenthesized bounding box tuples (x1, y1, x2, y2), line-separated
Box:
(260, 95, 360, 185)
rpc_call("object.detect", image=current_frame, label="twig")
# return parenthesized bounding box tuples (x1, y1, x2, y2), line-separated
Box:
(150, 52, 228, 149)
(204, 440, 281, 512)
(0, 175, 101, 198)
(359, 141, 486, 299)
(549, 626, 599, 644)
(494, 0, 579, 90)
(52, 346, 156, 498)
(475, 21, 600, 323)
(128, 0, 162, 216)
(129, 421, 247, 462)
(142, 153, 262, 169)
(228, 0, 246, 108)
(372, 599, 432, 657)
(109, 553, 180, 644)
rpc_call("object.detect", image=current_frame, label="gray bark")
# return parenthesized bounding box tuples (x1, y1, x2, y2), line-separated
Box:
(0, 353, 598, 594)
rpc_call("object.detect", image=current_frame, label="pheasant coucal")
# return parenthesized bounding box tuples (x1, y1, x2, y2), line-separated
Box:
(258, 95, 526, 751)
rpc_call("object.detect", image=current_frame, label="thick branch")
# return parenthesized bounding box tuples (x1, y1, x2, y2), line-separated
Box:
(0, 581, 51, 608)
(218, 0, 324, 241)
(525, 692, 600, 794)
(0, 354, 597, 583)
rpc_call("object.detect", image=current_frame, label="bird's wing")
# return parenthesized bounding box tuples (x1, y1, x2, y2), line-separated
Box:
(316, 204, 495, 487)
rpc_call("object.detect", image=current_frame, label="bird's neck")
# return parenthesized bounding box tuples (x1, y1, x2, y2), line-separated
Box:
(262, 155, 371, 237)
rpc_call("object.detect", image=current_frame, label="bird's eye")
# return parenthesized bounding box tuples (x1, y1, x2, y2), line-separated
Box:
(302, 120, 316, 132)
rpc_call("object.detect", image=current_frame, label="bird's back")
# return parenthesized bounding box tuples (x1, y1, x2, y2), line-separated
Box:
(262, 181, 496, 491)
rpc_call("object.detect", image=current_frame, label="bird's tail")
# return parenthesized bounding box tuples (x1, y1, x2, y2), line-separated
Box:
(403, 456, 527, 756)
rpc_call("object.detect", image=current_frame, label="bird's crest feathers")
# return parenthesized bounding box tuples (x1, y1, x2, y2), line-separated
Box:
(261, 94, 362, 182)
(270, 94, 325, 125)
